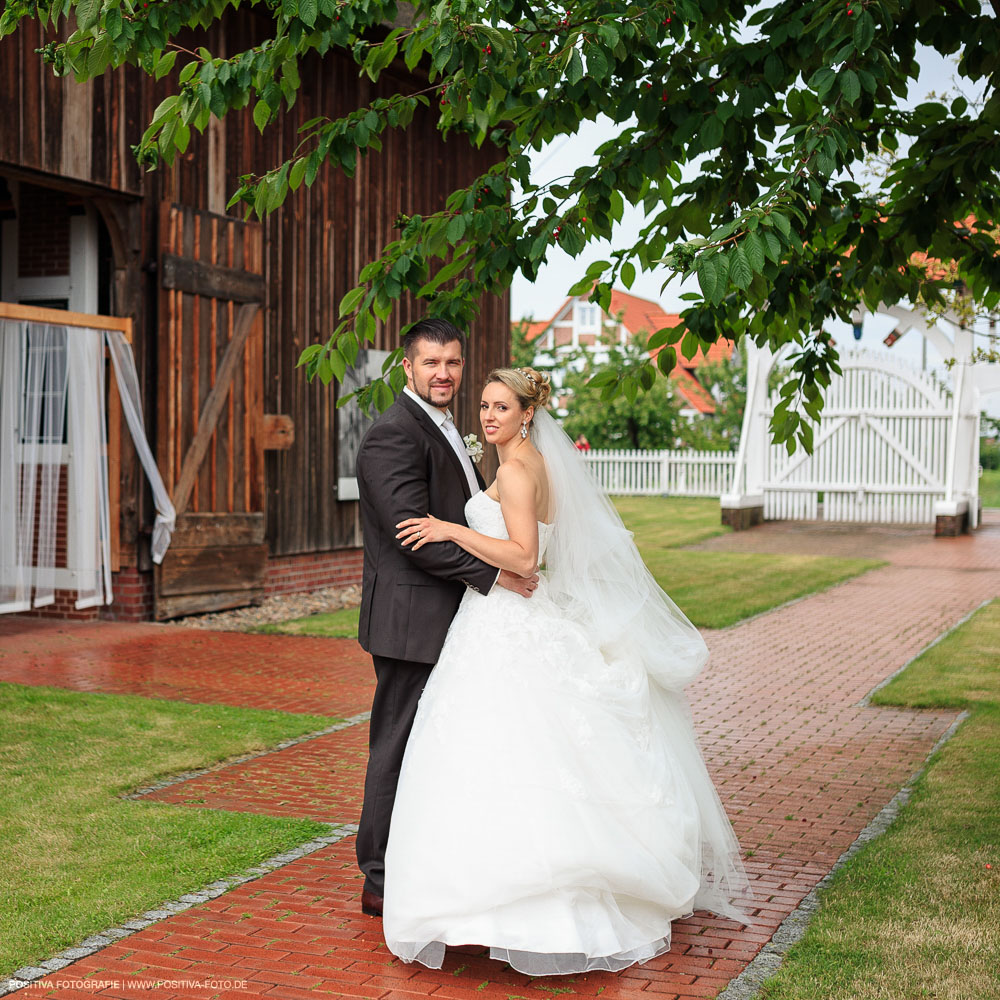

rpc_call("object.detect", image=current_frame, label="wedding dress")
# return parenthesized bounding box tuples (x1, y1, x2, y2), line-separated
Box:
(382, 414, 750, 975)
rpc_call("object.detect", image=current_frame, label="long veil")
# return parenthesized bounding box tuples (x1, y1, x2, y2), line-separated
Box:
(532, 408, 708, 691)
(531, 408, 752, 921)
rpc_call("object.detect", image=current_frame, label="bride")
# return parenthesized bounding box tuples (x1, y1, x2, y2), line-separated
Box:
(382, 367, 751, 976)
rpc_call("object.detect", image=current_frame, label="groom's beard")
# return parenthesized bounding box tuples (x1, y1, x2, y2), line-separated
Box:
(413, 378, 458, 408)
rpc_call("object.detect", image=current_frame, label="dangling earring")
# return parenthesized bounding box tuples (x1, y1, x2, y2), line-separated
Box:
(520, 420, 528, 439)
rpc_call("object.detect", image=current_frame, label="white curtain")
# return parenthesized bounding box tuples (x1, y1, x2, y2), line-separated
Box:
(0, 320, 175, 614)
(66, 329, 111, 608)
(105, 330, 175, 564)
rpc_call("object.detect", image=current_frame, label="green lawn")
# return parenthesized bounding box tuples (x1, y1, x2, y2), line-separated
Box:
(759, 600, 1000, 1000)
(980, 467, 1000, 508)
(260, 496, 881, 635)
(254, 605, 359, 638)
(614, 496, 881, 629)
(0, 683, 335, 976)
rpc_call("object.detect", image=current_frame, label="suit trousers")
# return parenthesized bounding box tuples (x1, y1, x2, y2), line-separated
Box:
(356, 654, 435, 897)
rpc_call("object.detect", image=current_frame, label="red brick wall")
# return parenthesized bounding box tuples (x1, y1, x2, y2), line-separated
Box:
(265, 549, 363, 596)
(17, 550, 363, 622)
(102, 568, 155, 622)
(18, 185, 71, 278)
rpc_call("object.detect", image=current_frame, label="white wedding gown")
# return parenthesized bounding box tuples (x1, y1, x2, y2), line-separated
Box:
(382, 490, 749, 976)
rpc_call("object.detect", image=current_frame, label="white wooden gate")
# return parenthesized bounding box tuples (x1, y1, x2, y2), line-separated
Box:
(763, 353, 955, 523)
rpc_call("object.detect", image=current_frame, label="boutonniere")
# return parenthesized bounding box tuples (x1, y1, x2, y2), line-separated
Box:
(464, 433, 484, 464)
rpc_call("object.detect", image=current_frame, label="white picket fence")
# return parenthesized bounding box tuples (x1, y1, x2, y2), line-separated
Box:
(583, 449, 736, 497)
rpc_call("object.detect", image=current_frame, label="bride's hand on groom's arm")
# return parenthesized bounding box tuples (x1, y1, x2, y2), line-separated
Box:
(495, 569, 539, 599)
(396, 514, 452, 549)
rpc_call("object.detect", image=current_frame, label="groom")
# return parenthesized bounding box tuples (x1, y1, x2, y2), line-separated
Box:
(354, 318, 537, 916)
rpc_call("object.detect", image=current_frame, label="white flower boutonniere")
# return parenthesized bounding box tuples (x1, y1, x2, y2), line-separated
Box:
(464, 433, 484, 464)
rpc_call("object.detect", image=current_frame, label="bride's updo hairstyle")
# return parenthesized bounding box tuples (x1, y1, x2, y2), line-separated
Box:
(485, 367, 552, 426)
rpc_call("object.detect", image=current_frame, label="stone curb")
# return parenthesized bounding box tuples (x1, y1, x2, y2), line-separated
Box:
(716, 710, 969, 1000)
(861, 597, 993, 705)
(0, 823, 360, 997)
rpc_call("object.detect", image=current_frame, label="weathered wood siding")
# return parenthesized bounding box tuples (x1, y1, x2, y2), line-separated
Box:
(0, 12, 509, 562)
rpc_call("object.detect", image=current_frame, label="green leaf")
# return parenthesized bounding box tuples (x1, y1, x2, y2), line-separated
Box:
(853, 11, 876, 53)
(446, 214, 467, 244)
(743, 231, 765, 274)
(179, 60, 198, 85)
(764, 53, 783, 90)
(154, 51, 177, 81)
(567, 48, 584, 86)
(338, 286, 365, 318)
(840, 69, 860, 105)
(289, 158, 307, 191)
(621, 261, 636, 289)
(762, 229, 782, 263)
(299, 0, 318, 27)
(730, 244, 752, 290)
(656, 345, 677, 375)
(648, 326, 675, 351)
(696, 254, 718, 300)
(76, 0, 101, 31)
(329, 347, 347, 382)
(253, 100, 270, 134)
(680, 330, 700, 361)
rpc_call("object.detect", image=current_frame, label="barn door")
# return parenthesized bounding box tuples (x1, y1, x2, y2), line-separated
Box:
(154, 203, 268, 620)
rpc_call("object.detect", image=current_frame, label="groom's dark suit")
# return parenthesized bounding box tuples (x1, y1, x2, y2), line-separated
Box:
(355, 392, 497, 898)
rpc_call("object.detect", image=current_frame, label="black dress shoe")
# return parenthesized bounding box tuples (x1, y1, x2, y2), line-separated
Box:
(361, 889, 383, 916)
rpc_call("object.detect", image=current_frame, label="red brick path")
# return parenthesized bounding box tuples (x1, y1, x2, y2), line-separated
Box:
(3, 514, 999, 1000)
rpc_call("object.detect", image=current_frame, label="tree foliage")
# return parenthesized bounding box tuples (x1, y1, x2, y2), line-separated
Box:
(560, 334, 685, 449)
(6, 0, 1000, 449)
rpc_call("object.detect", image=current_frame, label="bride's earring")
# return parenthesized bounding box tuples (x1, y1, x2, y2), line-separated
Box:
(521, 421, 528, 439)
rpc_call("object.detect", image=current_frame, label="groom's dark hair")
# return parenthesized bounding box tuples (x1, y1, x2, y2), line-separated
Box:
(403, 318, 465, 362)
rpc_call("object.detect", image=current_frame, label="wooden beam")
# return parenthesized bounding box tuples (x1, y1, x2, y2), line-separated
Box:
(170, 512, 265, 548)
(171, 302, 260, 516)
(259, 413, 295, 450)
(0, 300, 133, 339)
(161, 252, 266, 303)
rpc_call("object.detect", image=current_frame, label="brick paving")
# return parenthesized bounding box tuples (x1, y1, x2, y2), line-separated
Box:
(3, 513, 999, 1000)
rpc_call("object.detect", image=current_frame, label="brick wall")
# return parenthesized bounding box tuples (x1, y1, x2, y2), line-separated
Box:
(265, 549, 363, 596)
(102, 568, 155, 622)
(16, 550, 363, 622)
(18, 185, 71, 278)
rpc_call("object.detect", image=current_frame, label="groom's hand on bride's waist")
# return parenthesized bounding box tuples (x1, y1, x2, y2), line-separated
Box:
(495, 569, 539, 599)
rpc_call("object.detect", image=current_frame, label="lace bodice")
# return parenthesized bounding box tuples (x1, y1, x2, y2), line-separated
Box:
(465, 490, 554, 562)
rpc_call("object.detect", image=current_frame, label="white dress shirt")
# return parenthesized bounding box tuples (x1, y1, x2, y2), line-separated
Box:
(404, 387, 481, 497)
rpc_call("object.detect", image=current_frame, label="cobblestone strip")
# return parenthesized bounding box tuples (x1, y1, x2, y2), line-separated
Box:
(0, 825, 360, 997)
(716, 712, 970, 1000)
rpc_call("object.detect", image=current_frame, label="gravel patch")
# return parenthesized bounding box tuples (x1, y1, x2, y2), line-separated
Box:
(163, 585, 361, 631)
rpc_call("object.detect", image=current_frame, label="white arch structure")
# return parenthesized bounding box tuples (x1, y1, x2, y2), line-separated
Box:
(722, 305, 1000, 534)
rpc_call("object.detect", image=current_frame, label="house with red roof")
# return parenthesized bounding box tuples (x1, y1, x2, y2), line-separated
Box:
(518, 289, 733, 418)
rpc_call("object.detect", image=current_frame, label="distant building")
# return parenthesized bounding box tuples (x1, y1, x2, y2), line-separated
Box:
(519, 289, 733, 419)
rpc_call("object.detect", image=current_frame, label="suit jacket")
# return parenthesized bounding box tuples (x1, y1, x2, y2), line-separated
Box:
(356, 392, 498, 663)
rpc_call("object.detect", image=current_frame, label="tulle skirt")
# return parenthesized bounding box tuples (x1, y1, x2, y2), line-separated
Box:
(381, 581, 750, 976)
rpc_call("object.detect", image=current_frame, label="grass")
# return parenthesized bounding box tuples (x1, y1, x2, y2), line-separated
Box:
(637, 548, 882, 629)
(258, 496, 881, 635)
(611, 495, 731, 548)
(0, 683, 336, 976)
(614, 496, 882, 629)
(253, 605, 359, 638)
(759, 599, 1000, 1000)
(980, 467, 1000, 508)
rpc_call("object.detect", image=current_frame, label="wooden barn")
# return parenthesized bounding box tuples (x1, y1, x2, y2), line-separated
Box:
(0, 13, 509, 621)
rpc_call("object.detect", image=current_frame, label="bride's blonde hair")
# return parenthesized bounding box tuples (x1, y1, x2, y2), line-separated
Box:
(485, 367, 552, 422)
